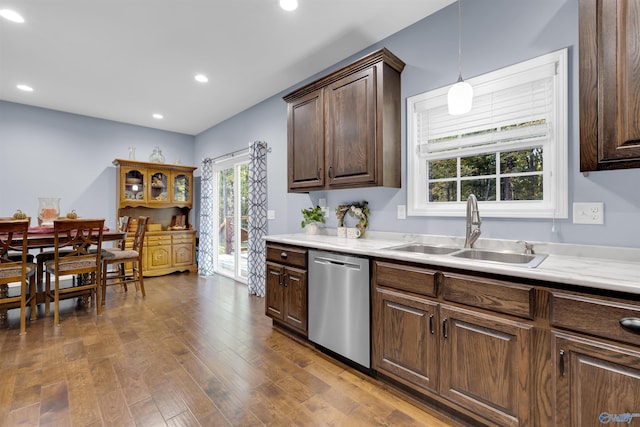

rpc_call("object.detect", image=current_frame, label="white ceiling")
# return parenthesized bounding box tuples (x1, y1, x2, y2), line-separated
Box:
(0, 0, 454, 135)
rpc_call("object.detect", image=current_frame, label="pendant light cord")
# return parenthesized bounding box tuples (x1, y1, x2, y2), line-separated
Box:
(457, 0, 463, 80)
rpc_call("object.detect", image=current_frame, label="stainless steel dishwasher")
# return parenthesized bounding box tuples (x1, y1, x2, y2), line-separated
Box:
(308, 249, 370, 368)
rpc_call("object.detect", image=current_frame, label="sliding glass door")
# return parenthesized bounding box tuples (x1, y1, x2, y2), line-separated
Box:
(213, 154, 249, 283)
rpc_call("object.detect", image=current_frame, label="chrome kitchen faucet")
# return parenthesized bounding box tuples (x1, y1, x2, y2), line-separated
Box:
(464, 194, 481, 248)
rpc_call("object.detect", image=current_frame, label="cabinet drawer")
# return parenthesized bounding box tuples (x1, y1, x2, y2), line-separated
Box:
(551, 292, 640, 346)
(172, 234, 194, 244)
(266, 244, 307, 269)
(442, 273, 534, 319)
(146, 235, 171, 246)
(374, 260, 437, 297)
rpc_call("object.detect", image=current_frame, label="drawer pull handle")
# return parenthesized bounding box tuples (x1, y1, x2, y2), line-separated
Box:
(429, 314, 434, 335)
(442, 318, 448, 339)
(280, 252, 288, 259)
(328, 166, 333, 179)
(317, 168, 321, 180)
(559, 349, 565, 376)
(619, 318, 640, 334)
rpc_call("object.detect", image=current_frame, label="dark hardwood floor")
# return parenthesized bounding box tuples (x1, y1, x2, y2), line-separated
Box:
(0, 273, 463, 426)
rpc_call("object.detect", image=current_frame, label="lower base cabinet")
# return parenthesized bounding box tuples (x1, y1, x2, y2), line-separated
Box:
(439, 305, 532, 427)
(265, 244, 308, 336)
(132, 230, 197, 277)
(372, 260, 532, 427)
(554, 333, 640, 427)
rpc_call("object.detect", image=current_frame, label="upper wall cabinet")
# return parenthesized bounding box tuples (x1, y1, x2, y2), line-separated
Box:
(284, 48, 405, 192)
(580, 0, 640, 171)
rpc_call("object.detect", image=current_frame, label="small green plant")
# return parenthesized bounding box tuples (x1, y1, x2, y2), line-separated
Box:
(301, 206, 325, 228)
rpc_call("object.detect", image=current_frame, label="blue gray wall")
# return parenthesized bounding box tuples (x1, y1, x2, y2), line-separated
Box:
(2, 0, 639, 248)
(194, 0, 640, 248)
(0, 102, 194, 229)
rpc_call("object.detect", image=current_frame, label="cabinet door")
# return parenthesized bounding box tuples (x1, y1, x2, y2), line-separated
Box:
(372, 286, 439, 393)
(325, 67, 376, 187)
(580, 0, 640, 170)
(120, 166, 146, 205)
(555, 333, 640, 427)
(440, 305, 532, 427)
(147, 167, 170, 205)
(287, 89, 325, 191)
(171, 171, 192, 206)
(146, 236, 171, 271)
(283, 266, 307, 334)
(265, 262, 285, 321)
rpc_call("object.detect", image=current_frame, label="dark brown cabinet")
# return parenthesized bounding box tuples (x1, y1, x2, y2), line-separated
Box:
(440, 305, 532, 427)
(551, 290, 640, 426)
(372, 260, 533, 427)
(265, 244, 308, 336)
(580, 0, 640, 171)
(554, 333, 640, 427)
(284, 48, 404, 192)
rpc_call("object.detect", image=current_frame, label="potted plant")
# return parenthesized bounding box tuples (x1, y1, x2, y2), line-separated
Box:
(301, 206, 325, 235)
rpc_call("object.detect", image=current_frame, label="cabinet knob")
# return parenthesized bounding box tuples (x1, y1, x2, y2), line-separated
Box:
(280, 252, 288, 259)
(619, 317, 640, 334)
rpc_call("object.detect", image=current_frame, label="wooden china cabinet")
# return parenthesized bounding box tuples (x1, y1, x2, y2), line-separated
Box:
(113, 159, 197, 277)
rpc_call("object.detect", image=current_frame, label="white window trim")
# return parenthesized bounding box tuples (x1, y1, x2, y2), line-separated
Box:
(407, 49, 568, 219)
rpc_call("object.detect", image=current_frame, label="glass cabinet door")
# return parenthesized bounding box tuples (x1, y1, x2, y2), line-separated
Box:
(149, 171, 169, 203)
(123, 168, 145, 202)
(173, 173, 191, 204)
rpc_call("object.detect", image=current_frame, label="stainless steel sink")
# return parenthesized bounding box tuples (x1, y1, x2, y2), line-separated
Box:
(451, 249, 547, 268)
(385, 243, 460, 255)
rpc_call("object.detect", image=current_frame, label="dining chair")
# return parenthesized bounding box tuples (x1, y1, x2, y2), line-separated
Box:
(44, 218, 104, 326)
(101, 216, 148, 304)
(0, 219, 36, 334)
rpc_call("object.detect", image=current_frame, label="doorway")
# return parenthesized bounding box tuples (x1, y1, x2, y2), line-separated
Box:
(213, 154, 249, 283)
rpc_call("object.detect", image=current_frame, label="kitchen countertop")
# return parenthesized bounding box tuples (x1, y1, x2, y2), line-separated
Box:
(265, 231, 640, 295)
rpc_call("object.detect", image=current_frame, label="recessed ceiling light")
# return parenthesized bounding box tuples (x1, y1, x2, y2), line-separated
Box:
(0, 9, 25, 23)
(17, 84, 33, 92)
(152, 113, 163, 119)
(194, 74, 208, 83)
(279, 0, 298, 11)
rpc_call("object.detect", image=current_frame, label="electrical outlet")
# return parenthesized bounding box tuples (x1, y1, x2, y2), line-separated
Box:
(397, 205, 407, 220)
(267, 210, 276, 220)
(573, 202, 604, 225)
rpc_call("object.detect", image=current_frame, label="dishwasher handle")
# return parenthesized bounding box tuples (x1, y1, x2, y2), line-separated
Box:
(312, 256, 362, 270)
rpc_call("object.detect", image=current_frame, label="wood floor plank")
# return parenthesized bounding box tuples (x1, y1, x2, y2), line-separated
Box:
(0, 273, 463, 427)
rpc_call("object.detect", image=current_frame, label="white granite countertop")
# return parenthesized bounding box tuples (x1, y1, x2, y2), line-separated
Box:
(265, 231, 640, 295)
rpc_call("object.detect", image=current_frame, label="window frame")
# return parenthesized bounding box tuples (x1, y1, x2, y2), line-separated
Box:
(407, 49, 568, 219)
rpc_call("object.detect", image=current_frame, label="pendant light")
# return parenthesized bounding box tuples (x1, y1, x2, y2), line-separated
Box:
(448, 0, 473, 115)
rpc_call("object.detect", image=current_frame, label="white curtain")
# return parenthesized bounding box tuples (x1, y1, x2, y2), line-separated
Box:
(247, 141, 268, 296)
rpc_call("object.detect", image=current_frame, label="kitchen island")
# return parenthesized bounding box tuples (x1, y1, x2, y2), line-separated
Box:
(264, 231, 640, 427)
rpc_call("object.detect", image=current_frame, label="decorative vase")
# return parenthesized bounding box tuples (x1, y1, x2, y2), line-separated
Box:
(306, 222, 319, 235)
(37, 197, 60, 226)
(128, 147, 136, 160)
(149, 146, 165, 163)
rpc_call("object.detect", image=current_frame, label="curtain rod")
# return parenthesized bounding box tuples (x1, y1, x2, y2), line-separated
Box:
(202, 141, 270, 164)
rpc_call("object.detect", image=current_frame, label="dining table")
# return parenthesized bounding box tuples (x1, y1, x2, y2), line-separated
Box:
(0, 225, 126, 325)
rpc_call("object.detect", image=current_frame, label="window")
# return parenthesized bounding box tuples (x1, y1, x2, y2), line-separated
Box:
(407, 49, 568, 218)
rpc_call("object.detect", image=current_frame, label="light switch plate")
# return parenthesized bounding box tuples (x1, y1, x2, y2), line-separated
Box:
(397, 205, 407, 220)
(573, 202, 604, 225)
(267, 210, 276, 220)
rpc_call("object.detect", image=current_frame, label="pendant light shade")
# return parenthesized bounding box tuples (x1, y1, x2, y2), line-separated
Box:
(448, 0, 472, 115)
(448, 74, 473, 115)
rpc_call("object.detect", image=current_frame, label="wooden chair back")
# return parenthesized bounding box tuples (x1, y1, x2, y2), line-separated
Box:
(131, 216, 148, 253)
(51, 219, 104, 275)
(0, 220, 29, 282)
